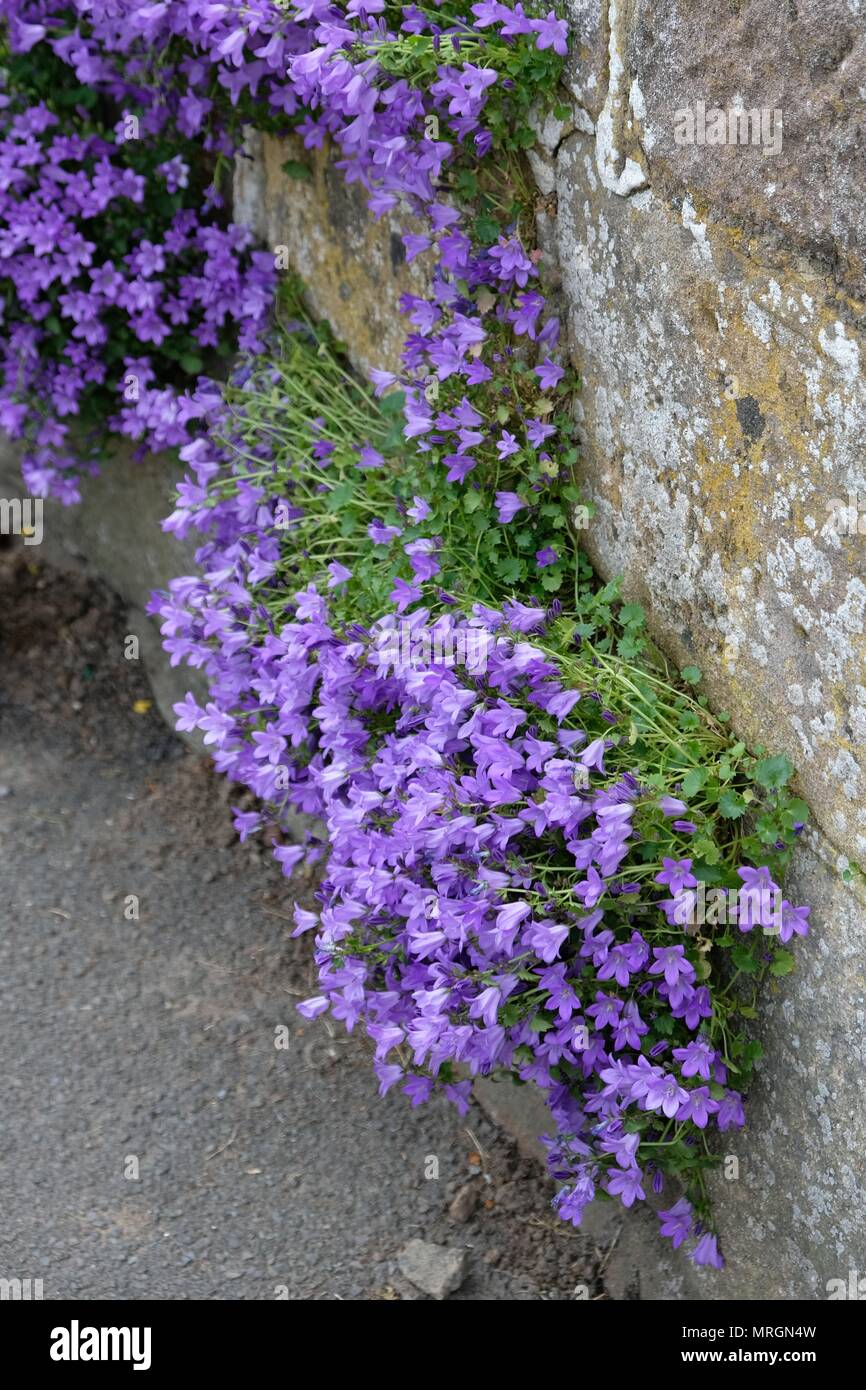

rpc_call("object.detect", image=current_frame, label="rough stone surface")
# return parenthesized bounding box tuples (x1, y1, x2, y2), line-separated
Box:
(448, 1182, 481, 1224)
(234, 129, 435, 377)
(551, 0, 866, 1298)
(564, 0, 608, 120)
(626, 0, 866, 298)
(473, 1075, 554, 1163)
(397, 1239, 468, 1299)
(555, 126, 866, 869)
(684, 834, 866, 1299)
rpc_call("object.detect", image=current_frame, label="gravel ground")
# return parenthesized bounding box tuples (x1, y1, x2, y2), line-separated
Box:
(0, 548, 607, 1301)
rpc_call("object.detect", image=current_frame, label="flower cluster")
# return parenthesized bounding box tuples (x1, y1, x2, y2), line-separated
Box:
(175, 582, 747, 1232)
(0, 0, 569, 498)
(152, 297, 810, 1271)
(0, 9, 275, 500)
(2, 1, 812, 1270)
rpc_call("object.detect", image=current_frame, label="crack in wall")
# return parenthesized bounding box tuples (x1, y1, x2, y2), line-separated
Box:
(595, 0, 649, 196)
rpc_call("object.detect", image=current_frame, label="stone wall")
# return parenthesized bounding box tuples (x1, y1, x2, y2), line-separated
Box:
(232, 0, 866, 1299)
(234, 129, 436, 377)
(549, 0, 866, 1297)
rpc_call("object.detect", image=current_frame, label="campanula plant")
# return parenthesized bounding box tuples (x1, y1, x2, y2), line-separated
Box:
(0, 1, 812, 1272)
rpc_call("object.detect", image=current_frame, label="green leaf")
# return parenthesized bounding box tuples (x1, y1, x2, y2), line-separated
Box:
(540, 569, 563, 591)
(754, 754, 794, 790)
(496, 556, 522, 583)
(732, 945, 758, 974)
(619, 603, 645, 626)
(680, 665, 702, 684)
(529, 1012, 555, 1033)
(616, 634, 644, 660)
(769, 949, 796, 977)
(682, 767, 707, 798)
(718, 789, 748, 819)
(455, 169, 478, 199)
(474, 213, 500, 244)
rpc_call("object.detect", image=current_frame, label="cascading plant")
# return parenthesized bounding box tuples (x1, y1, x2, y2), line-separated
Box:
(0, 0, 814, 1272)
(0, 9, 276, 501)
(153, 282, 811, 1272)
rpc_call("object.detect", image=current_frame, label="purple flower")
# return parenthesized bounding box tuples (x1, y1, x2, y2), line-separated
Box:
(497, 430, 520, 460)
(173, 692, 202, 733)
(579, 737, 607, 773)
(534, 357, 565, 391)
(604, 1165, 646, 1207)
(503, 600, 546, 632)
(658, 1197, 692, 1249)
(526, 417, 556, 447)
(650, 945, 696, 989)
(327, 562, 352, 588)
(274, 844, 305, 877)
(530, 12, 569, 57)
(574, 866, 605, 910)
(391, 577, 422, 612)
(778, 900, 810, 943)
(469, 986, 501, 1028)
(368, 520, 402, 545)
(644, 1072, 690, 1118)
(495, 900, 531, 935)
(297, 996, 329, 1021)
(655, 856, 698, 895)
(672, 1037, 715, 1080)
(676, 1085, 719, 1129)
(716, 1089, 746, 1131)
(692, 1232, 724, 1270)
(357, 444, 385, 470)
(13, 21, 47, 54)
(495, 490, 525, 522)
(232, 809, 262, 843)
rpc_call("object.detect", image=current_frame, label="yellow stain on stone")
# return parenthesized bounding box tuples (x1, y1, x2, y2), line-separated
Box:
(253, 132, 436, 377)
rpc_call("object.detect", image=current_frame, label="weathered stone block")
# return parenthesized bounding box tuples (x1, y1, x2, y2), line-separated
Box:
(234, 129, 435, 377)
(549, 0, 866, 1298)
(626, 0, 866, 297)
